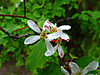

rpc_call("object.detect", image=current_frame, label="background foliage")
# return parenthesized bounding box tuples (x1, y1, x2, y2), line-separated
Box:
(0, 0, 100, 75)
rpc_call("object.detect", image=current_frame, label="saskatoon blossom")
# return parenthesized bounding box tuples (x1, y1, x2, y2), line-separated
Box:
(43, 20, 71, 58)
(61, 61, 99, 75)
(43, 20, 71, 42)
(24, 20, 55, 56)
(45, 38, 64, 58)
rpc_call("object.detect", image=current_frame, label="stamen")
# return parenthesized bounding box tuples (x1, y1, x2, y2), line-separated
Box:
(51, 28, 57, 32)
(40, 31, 47, 38)
(58, 38, 62, 44)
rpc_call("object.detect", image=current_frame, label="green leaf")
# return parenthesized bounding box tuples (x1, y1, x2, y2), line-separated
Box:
(69, 6, 73, 10)
(16, 56, 24, 66)
(97, 70, 100, 75)
(33, 10, 41, 18)
(71, 13, 80, 19)
(79, 14, 89, 21)
(7, 47, 16, 52)
(75, 56, 97, 69)
(74, 4, 79, 9)
(25, 40, 47, 72)
(91, 11, 100, 19)
(0, 58, 2, 68)
(48, 63, 62, 75)
(38, 63, 62, 75)
(69, 53, 78, 60)
(76, 56, 98, 74)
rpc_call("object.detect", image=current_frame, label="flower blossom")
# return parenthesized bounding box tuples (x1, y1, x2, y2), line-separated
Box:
(43, 20, 71, 41)
(43, 20, 71, 58)
(61, 61, 99, 75)
(24, 20, 55, 55)
(45, 37, 64, 58)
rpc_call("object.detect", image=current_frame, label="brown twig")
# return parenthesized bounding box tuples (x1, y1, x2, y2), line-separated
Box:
(0, 14, 33, 21)
(0, 27, 35, 41)
(12, 26, 28, 32)
(24, 0, 26, 17)
(55, 18, 71, 24)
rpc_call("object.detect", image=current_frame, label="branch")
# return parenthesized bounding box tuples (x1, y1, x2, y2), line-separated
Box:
(0, 14, 33, 21)
(12, 26, 28, 32)
(0, 27, 16, 38)
(24, 0, 26, 17)
(0, 27, 34, 41)
(55, 18, 71, 24)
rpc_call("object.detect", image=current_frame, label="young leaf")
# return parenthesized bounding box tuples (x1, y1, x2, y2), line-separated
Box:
(69, 53, 78, 60)
(38, 63, 62, 75)
(71, 13, 80, 19)
(25, 40, 47, 72)
(75, 56, 97, 69)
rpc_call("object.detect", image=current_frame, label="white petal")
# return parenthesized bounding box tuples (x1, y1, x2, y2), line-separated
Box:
(87, 74, 94, 75)
(81, 61, 99, 75)
(47, 32, 61, 41)
(58, 45, 64, 58)
(24, 35, 41, 44)
(57, 25, 71, 30)
(45, 38, 54, 53)
(54, 45, 58, 51)
(45, 51, 54, 56)
(69, 62, 81, 74)
(43, 24, 51, 32)
(43, 20, 55, 29)
(27, 20, 41, 33)
(61, 33, 69, 41)
(46, 20, 55, 28)
(61, 66, 70, 75)
(45, 44, 57, 56)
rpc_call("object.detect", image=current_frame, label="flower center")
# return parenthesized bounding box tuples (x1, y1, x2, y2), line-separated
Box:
(40, 31, 47, 38)
(58, 38, 62, 46)
(51, 28, 57, 32)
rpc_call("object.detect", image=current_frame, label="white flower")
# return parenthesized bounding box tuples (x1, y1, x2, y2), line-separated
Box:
(43, 20, 71, 58)
(24, 20, 55, 56)
(47, 31, 70, 42)
(43, 20, 71, 32)
(45, 37, 64, 58)
(61, 61, 99, 75)
(43, 20, 71, 41)
(55, 44, 64, 58)
(20, 0, 24, 2)
(45, 44, 64, 58)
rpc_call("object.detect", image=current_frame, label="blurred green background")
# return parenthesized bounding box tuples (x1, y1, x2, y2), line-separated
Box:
(0, 0, 100, 75)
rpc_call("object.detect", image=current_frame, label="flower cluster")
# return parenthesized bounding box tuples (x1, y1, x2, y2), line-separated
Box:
(61, 61, 99, 75)
(24, 20, 71, 58)
(24, 20, 99, 75)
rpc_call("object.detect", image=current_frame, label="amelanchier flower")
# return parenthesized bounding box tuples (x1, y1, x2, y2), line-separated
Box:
(61, 61, 99, 75)
(45, 37, 64, 58)
(43, 20, 71, 58)
(24, 20, 55, 55)
(43, 20, 71, 41)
